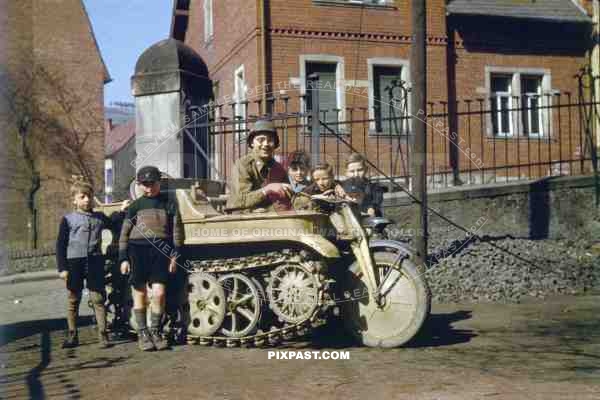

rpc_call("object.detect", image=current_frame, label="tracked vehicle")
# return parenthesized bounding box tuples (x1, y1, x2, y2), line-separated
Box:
(100, 180, 430, 348)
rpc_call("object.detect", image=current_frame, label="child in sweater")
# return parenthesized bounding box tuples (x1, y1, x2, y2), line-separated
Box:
(56, 179, 123, 349)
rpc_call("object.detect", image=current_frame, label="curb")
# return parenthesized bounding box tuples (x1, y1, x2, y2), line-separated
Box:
(0, 270, 59, 286)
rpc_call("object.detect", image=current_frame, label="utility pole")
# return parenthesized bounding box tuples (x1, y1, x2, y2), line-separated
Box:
(410, 0, 428, 267)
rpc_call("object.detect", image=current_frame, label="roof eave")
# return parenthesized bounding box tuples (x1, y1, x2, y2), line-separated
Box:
(446, 11, 593, 24)
(80, 0, 112, 84)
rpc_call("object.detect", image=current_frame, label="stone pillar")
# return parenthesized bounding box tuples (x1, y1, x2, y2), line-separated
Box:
(131, 39, 211, 178)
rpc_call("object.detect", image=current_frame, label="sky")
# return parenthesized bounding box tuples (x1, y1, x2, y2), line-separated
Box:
(83, 0, 173, 106)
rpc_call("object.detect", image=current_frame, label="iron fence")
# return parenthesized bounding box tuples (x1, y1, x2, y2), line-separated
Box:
(185, 80, 599, 192)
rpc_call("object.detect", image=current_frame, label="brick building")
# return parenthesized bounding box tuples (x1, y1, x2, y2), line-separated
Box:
(168, 0, 595, 184)
(2, 0, 109, 251)
(104, 117, 136, 203)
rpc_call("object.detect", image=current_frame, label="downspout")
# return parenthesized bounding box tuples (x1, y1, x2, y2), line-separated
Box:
(258, 0, 268, 115)
(593, 0, 599, 151)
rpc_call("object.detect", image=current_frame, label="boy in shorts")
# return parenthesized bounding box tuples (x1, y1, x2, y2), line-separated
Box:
(118, 166, 184, 351)
(56, 179, 124, 349)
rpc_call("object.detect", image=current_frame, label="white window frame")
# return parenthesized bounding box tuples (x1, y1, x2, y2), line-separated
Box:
(485, 67, 552, 139)
(233, 65, 247, 140)
(299, 54, 346, 124)
(367, 58, 410, 135)
(204, 0, 213, 42)
(521, 75, 545, 138)
(104, 158, 113, 203)
(490, 73, 515, 137)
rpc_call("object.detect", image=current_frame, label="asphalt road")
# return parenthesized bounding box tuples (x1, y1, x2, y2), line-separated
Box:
(1, 278, 599, 400)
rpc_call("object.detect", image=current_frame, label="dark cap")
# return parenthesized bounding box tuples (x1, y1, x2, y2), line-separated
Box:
(137, 165, 161, 183)
(247, 119, 279, 148)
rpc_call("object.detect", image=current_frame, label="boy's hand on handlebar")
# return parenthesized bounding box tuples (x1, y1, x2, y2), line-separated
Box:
(334, 184, 347, 198)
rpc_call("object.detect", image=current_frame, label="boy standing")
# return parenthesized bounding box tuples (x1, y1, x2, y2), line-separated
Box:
(119, 166, 184, 351)
(56, 179, 120, 349)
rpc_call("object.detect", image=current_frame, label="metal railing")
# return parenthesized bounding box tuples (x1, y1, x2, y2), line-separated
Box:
(185, 85, 598, 192)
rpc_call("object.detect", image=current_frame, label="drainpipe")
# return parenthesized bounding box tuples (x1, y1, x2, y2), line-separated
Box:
(258, 0, 268, 115)
(593, 0, 599, 150)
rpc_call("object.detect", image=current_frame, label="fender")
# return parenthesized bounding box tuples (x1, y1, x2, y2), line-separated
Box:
(368, 239, 415, 258)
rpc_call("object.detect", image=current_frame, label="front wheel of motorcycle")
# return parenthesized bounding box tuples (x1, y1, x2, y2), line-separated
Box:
(341, 250, 430, 348)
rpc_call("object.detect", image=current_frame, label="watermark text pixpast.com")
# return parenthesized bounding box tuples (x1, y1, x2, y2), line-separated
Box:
(267, 350, 350, 360)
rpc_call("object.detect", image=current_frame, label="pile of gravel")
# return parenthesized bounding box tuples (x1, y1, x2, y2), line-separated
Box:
(389, 231, 600, 303)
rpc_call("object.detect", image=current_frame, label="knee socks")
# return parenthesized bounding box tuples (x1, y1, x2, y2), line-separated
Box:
(89, 291, 107, 333)
(67, 291, 81, 332)
(134, 309, 147, 331)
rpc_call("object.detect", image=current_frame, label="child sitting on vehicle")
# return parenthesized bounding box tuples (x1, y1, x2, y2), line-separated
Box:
(287, 151, 310, 194)
(342, 153, 384, 217)
(293, 162, 346, 212)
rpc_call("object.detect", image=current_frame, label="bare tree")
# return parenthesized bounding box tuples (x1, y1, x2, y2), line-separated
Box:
(1, 64, 103, 248)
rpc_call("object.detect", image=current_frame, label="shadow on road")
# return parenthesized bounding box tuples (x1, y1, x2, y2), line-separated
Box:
(0, 316, 93, 347)
(25, 330, 51, 399)
(1, 317, 129, 400)
(407, 310, 476, 348)
(305, 310, 476, 349)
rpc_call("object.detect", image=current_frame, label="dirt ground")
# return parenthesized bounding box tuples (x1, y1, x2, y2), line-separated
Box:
(0, 279, 599, 400)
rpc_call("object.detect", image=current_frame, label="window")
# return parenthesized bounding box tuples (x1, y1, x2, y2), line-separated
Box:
(490, 74, 513, 137)
(374, 66, 408, 134)
(306, 62, 338, 129)
(234, 65, 247, 139)
(204, 0, 213, 42)
(300, 55, 345, 134)
(368, 58, 410, 135)
(521, 75, 543, 137)
(104, 159, 113, 203)
(486, 68, 551, 138)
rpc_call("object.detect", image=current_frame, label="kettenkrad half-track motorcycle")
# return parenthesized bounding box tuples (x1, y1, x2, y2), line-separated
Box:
(99, 180, 430, 348)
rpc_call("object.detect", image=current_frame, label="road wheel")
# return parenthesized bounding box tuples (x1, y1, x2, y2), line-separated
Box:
(341, 250, 430, 348)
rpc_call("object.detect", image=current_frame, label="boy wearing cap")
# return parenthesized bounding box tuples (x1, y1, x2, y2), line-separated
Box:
(119, 166, 184, 351)
(227, 119, 292, 212)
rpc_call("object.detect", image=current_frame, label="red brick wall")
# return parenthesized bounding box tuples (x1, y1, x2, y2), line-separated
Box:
(186, 0, 260, 100)
(270, 0, 447, 37)
(182, 0, 591, 182)
(4, 0, 107, 250)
